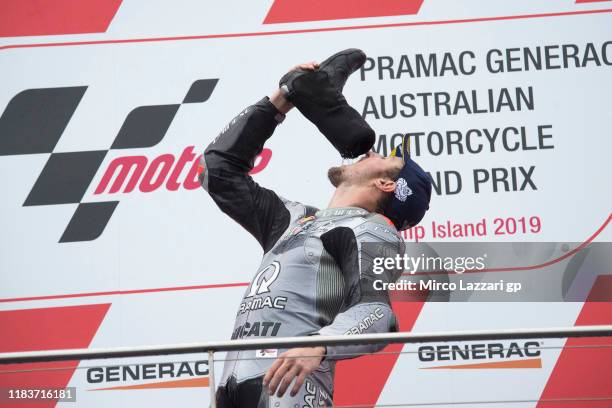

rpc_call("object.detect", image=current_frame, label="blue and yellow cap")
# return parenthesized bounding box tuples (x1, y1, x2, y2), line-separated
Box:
(385, 136, 432, 231)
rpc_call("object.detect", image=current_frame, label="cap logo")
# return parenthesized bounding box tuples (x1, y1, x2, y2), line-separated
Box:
(394, 178, 412, 202)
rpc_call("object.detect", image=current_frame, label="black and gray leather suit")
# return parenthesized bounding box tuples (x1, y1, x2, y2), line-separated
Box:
(200, 97, 404, 407)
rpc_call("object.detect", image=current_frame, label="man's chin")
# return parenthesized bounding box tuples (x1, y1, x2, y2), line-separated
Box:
(327, 166, 344, 188)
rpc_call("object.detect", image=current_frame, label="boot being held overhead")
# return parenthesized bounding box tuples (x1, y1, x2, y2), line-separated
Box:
(279, 49, 375, 159)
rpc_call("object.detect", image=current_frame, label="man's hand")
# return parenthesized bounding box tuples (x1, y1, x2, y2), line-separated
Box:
(291, 61, 319, 71)
(262, 346, 326, 397)
(270, 61, 320, 114)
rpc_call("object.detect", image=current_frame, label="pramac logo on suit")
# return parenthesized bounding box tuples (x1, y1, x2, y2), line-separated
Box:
(240, 262, 287, 315)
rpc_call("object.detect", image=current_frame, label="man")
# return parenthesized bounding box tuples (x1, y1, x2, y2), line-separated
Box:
(199, 49, 431, 407)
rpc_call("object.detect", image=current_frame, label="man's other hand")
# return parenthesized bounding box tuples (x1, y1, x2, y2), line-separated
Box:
(292, 61, 319, 71)
(262, 346, 326, 397)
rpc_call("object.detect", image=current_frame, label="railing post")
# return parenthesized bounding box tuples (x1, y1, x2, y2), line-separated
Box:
(208, 349, 216, 408)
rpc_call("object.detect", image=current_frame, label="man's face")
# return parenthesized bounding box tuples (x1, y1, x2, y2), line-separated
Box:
(327, 151, 404, 188)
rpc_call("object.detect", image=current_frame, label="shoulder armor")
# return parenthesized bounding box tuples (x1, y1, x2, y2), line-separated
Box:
(279, 198, 314, 223)
(330, 213, 402, 244)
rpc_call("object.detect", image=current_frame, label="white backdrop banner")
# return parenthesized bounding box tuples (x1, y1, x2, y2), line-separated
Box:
(1, 1, 611, 407)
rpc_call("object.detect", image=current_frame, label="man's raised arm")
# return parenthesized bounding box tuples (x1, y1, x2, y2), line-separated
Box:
(199, 96, 290, 252)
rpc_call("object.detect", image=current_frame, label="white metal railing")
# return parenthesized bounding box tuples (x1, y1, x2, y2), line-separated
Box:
(1, 325, 611, 407)
(1, 325, 611, 364)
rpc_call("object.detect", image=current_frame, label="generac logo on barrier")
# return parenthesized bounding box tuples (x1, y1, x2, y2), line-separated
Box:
(86, 361, 209, 391)
(418, 341, 542, 369)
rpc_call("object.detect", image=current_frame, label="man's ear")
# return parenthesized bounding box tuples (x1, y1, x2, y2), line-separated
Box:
(375, 178, 396, 193)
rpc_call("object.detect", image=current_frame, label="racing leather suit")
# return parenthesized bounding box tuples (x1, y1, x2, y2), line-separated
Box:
(200, 97, 404, 407)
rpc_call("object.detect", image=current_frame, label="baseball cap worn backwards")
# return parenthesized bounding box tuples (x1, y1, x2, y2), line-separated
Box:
(384, 137, 432, 231)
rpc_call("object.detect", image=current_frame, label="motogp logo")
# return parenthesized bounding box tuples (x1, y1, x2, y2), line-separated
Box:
(0, 79, 218, 243)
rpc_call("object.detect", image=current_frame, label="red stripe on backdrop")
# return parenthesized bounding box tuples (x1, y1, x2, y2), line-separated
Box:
(537, 276, 612, 408)
(264, 0, 424, 24)
(334, 301, 426, 407)
(0, 0, 122, 38)
(0, 304, 111, 408)
(2, 8, 612, 52)
(0, 282, 250, 303)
